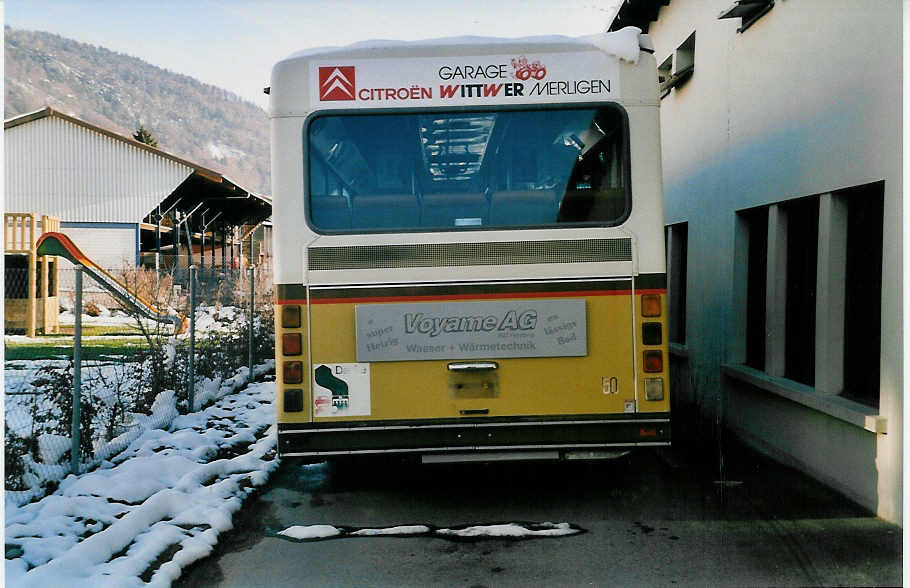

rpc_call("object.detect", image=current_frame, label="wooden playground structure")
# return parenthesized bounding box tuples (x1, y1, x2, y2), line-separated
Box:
(4, 213, 61, 336)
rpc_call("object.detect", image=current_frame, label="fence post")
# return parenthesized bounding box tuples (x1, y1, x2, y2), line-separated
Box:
(248, 266, 255, 385)
(70, 265, 83, 474)
(188, 265, 196, 412)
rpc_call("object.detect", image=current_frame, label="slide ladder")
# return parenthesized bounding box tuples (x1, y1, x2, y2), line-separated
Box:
(36, 232, 186, 334)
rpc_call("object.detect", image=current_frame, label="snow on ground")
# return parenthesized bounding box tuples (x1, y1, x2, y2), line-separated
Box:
(351, 525, 433, 537)
(5, 378, 279, 588)
(58, 307, 151, 328)
(278, 524, 343, 541)
(12, 305, 238, 340)
(276, 521, 583, 541)
(5, 305, 268, 505)
(437, 522, 580, 538)
(207, 142, 248, 162)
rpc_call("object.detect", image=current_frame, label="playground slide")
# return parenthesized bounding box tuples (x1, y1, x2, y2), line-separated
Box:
(36, 232, 186, 333)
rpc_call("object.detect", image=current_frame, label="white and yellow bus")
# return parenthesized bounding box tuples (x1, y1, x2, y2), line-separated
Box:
(270, 28, 669, 462)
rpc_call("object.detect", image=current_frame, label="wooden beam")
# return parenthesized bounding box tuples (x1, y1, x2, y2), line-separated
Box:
(139, 222, 173, 232)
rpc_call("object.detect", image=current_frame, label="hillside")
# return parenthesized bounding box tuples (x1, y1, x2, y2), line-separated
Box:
(4, 27, 270, 194)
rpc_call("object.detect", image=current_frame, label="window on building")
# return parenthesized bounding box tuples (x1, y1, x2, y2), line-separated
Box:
(659, 33, 695, 94)
(658, 55, 673, 99)
(736, 183, 884, 407)
(783, 197, 818, 386)
(674, 32, 695, 81)
(742, 207, 768, 369)
(718, 0, 774, 33)
(842, 183, 884, 407)
(665, 222, 688, 344)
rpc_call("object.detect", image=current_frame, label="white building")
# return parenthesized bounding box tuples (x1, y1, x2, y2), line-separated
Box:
(612, 0, 902, 523)
(5, 107, 271, 273)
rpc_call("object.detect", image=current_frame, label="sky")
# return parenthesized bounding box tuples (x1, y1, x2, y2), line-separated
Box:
(5, 0, 623, 109)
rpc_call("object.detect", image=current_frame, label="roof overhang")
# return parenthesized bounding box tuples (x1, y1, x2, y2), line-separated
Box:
(609, 0, 671, 33)
(152, 173, 272, 231)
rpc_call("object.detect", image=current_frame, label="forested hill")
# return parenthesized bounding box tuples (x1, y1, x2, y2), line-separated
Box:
(4, 27, 270, 194)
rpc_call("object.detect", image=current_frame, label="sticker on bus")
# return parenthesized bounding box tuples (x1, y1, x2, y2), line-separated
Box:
(313, 363, 371, 417)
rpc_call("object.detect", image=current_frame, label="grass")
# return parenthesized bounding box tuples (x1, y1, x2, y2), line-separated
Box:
(57, 324, 145, 337)
(5, 336, 148, 361)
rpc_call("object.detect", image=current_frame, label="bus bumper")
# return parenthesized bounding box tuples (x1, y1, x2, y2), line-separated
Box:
(277, 413, 670, 459)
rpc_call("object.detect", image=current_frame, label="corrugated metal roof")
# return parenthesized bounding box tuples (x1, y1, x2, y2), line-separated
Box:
(4, 107, 271, 224)
(5, 107, 226, 181)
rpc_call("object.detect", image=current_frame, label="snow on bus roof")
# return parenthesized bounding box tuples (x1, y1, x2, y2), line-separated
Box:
(286, 26, 643, 64)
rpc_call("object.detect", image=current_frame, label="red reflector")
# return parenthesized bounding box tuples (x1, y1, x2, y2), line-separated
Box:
(641, 294, 661, 317)
(281, 305, 301, 328)
(643, 350, 663, 373)
(283, 361, 303, 384)
(639, 427, 657, 438)
(282, 333, 302, 356)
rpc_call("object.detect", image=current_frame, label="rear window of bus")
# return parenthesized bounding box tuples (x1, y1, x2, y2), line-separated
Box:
(306, 105, 630, 233)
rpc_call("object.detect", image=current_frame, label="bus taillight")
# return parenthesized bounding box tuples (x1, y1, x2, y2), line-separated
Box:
(283, 361, 304, 384)
(282, 333, 302, 355)
(643, 350, 663, 373)
(641, 294, 661, 317)
(284, 389, 303, 412)
(281, 305, 301, 328)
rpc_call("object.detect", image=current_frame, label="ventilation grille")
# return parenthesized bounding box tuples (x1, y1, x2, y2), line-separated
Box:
(308, 238, 632, 270)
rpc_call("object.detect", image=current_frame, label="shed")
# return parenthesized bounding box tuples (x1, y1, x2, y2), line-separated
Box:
(4, 107, 271, 276)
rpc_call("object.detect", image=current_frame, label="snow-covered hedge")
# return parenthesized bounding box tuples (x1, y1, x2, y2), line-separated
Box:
(5, 304, 275, 504)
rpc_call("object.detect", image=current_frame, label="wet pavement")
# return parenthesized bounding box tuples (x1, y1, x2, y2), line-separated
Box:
(177, 438, 901, 587)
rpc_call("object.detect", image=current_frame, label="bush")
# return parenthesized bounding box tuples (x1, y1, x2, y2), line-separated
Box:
(5, 423, 33, 491)
(4, 361, 98, 492)
(5, 266, 277, 496)
(29, 361, 96, 460)
(191, 305, 274, 389)
(116, 266, 177, 307)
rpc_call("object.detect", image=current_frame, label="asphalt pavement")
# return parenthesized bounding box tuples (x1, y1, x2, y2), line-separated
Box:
(176, 437, 901, 587)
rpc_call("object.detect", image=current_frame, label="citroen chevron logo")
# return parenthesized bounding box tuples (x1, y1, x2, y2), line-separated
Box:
(318, 66, 356, 101)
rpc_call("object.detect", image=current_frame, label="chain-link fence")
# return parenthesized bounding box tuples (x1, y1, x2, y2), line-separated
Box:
(4, 265, 275, 502)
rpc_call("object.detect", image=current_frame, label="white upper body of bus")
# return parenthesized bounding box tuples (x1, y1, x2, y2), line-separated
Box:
(269, 27, 663, 289)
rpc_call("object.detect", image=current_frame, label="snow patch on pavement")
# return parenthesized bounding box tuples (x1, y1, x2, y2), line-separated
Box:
(351, 525, 433, 537)
(278, 525, 343, 541)
(437, 522, 579, 538)
(275, 521, 582, 542)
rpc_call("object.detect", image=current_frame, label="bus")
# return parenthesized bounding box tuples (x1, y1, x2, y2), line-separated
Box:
(269, 27, 670, 463)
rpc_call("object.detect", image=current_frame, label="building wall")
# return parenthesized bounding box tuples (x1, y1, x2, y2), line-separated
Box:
(5, 115, 193, 223)
(648, 0, 901, 523)
(57, 222, 138, 292)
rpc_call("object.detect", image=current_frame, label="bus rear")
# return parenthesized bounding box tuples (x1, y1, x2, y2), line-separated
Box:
(270, 30, 669, 461)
